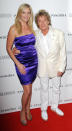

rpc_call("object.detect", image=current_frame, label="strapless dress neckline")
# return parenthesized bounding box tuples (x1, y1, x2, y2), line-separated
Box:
(15, 33, 33, 40)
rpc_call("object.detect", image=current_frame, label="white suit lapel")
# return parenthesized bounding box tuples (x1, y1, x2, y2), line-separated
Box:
(36, 27, 57, 57)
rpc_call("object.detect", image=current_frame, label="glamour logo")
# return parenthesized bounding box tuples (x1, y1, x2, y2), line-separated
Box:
(64, 99, 72, 102)
(61, 83, 72, 87)
(51, 13, 66, 17)
(30, 103, 41, 108)
(0, 107, 16, 113)
(0, 91, 15, 96)
(0, 36, 7, 39)
(0, 55, 10, 60)
(68, 33, 72, 36)
(0, 91, 24, 96)
(17, 90, 23, 94)
(0, 74, 14, 78)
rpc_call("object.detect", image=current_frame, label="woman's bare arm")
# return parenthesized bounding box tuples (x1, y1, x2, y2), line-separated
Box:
(6, 25, 26, 74)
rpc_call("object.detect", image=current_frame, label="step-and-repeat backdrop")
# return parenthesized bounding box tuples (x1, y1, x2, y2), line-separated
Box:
(0, 0, 72, 114)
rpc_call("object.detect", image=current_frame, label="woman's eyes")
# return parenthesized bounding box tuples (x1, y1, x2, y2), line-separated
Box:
(22, 12, 31, 14)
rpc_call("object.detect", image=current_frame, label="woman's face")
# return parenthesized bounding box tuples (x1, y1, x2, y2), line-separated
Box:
(20, 7, 31, 23)
(37, 15, 49, 31)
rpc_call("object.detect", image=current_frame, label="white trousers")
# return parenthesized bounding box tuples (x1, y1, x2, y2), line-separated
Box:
(40, 77, 60, 111)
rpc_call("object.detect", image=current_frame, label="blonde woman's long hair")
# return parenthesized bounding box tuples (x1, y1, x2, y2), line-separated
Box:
(15, 3, 35, 34)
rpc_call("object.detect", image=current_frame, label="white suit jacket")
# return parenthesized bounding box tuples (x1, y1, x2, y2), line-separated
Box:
(35, 26, 66, 78)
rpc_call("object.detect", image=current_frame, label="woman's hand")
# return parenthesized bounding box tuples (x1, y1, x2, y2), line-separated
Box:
(12, 47, 20, 55)
(17, 63, 26, 75)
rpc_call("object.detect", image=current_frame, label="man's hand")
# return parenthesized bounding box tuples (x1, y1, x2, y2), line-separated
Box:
(57, 72, 63, 77)
(12, 47, 20, 55)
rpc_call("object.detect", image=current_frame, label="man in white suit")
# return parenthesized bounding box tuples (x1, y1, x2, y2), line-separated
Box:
(35, 10, 66, 121)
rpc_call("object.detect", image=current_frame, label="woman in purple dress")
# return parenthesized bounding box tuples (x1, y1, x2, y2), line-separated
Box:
(6, 3, 38, 125)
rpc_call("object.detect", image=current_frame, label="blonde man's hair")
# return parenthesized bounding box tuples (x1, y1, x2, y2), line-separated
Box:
(35, 10, 51, 28)
(15, 3, 35, 34)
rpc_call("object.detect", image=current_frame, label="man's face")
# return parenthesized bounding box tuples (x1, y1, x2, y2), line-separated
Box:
(37, 15, 49, 31)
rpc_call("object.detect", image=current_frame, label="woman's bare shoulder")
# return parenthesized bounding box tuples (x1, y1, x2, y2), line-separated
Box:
(8, 24, 17, 37)
(9, 24, 16, 33)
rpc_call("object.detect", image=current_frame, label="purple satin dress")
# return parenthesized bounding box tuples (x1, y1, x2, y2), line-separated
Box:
(14, 33, 38, 85)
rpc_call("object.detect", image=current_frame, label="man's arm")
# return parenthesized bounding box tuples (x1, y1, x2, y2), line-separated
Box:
(58, 32, 67, 76)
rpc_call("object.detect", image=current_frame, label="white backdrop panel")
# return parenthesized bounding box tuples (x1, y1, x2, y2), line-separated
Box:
(0, 0, 72, 114)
